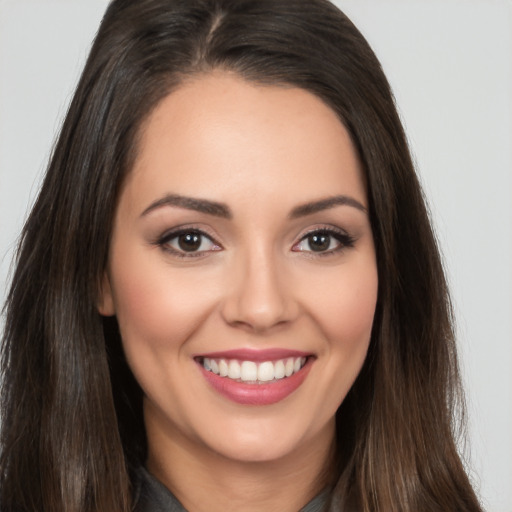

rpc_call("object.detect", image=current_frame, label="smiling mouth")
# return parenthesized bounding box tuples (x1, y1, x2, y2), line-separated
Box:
(195, 351, 313, 405)
(197, 356, 308, 384)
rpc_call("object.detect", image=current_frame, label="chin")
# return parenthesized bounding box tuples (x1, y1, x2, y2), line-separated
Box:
(194, 413, 335, 466)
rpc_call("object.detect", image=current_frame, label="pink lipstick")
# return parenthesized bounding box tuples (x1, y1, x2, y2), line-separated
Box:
(195, 349, 314, 405)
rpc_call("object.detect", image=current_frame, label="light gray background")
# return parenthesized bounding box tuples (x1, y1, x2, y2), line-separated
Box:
(0, 1, 511, 510)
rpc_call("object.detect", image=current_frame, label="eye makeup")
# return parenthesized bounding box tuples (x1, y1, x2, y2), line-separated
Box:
(151, 221, 357, 261)
(292, 225, 356, 257)
(154, 226, 222, 258)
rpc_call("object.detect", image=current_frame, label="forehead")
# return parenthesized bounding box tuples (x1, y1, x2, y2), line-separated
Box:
(123, 71, 366, 212)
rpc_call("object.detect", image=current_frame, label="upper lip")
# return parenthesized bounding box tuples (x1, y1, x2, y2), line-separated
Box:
(194, 348, 312, 362)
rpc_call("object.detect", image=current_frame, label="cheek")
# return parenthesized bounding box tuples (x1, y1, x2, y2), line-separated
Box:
(318, 262, 378, 405)
(292, 257, 377, 428)
(308, 260, 378, 348)
(108, 245, 220, 352)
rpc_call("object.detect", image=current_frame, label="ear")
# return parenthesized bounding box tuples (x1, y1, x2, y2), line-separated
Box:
(97, 272, 116, 316)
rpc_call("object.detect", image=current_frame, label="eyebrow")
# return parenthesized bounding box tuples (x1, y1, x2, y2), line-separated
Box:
(141, 194, 232, 219)
(141, 193, 366, 220)
(289, 195, 367, 218)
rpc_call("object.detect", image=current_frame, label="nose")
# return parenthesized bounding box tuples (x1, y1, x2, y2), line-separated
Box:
(220, 247, 299, 333)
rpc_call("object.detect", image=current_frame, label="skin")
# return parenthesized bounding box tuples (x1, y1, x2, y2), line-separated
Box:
(99, 72, 378, 512)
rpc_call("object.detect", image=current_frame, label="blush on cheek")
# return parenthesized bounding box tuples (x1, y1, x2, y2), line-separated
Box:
(110, 258, 221, 353)
(319, 272, 378, 344)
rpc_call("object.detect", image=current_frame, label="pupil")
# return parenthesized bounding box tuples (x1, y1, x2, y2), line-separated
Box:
(178, 233, 201, 251)
(308, 233, 330, 252)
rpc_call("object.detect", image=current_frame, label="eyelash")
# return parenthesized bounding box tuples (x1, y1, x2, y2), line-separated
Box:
(155, 226, 356, 259)
(155, 227, 222, 258)
(291, 227, 356, 256)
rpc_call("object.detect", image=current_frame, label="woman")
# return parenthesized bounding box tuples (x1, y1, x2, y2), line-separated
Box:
(0, 0, 483, 511)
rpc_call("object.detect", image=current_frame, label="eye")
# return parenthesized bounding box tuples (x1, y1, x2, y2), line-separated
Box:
(158, 229, 221, 256)
(292, 228, 355, 254)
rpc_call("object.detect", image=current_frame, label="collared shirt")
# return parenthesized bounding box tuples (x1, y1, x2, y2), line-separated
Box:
(133, 467, 331, 512)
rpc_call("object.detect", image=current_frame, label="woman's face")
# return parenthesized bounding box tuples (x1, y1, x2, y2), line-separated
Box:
(99, 72, 378, 467)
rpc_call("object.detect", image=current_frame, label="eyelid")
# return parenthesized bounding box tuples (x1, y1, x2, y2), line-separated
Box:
(291, 225, 356, 255)
(152, 223, 356, 258)
(155, 225, 223, 258)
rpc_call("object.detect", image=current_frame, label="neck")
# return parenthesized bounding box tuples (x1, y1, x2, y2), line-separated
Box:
(145, 411, 336, 512)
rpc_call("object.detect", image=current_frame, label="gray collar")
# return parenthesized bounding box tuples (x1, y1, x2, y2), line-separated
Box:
(133, 467, 331, 512)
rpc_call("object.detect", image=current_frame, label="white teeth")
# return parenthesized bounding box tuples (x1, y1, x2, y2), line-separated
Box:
(258, 361, 275, 382)
(218, 359, 229, 377)
(228, 360, 241, 379)
(285, 358, 294, 377)
(202, 356, 308, 383)
(240, 361, 258, 381)
(274, 360, 285, 379)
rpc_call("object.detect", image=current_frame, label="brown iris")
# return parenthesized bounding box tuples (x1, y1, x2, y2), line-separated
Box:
(307, 233, 331, 252)
(178, 233, 202, 251)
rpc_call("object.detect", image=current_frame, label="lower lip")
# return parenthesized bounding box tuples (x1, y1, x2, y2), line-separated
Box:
(198, 358, 313, 406)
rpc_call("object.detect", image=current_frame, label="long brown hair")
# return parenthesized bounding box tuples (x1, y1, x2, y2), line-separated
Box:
(1, 1, 482, 510)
